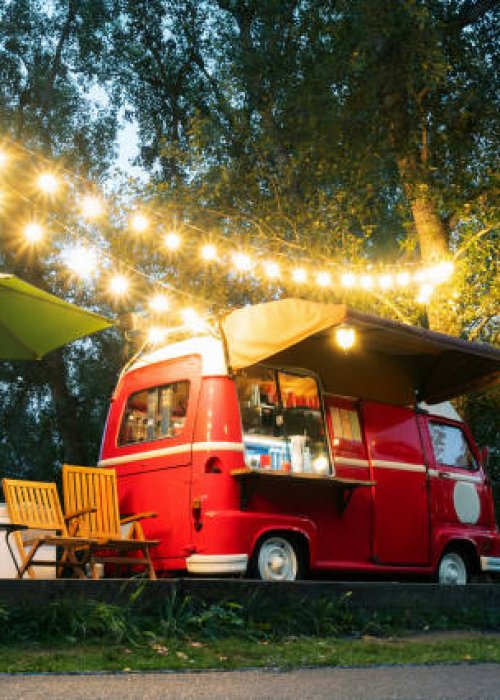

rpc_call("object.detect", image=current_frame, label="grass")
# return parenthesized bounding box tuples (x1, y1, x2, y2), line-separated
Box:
(1, 592, 500, 673)
(1, 636, 500, 673)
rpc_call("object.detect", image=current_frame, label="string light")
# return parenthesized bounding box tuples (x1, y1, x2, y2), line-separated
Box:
(360, 274, 373, 289)
(164, 232, 181, 251)
(292, 267, 307, 283)
(0, 150, 8, 167)
(396, 272, 411, 287)
(24, 222, 44, 244)
(108, 274, 130, 297)
(80, 195, 103, 219)
(263, 261, 280, 279)
(341, 272, 356, 288)
(62, 245, 98, 280)
(429, 261, 454, 284)
(148, 294, 170, 313)
(379, 274, 393, 290)
(201, 243, 217, 261)
(130, 213, 149, 233)
(316, 271, 331, 287)
(180, 308, 207, 332)
(232, 252, 253, 273)
(37, 173, 59, 195)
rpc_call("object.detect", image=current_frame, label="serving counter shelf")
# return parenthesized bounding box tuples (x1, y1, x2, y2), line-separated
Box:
(230, 468, 375, 512)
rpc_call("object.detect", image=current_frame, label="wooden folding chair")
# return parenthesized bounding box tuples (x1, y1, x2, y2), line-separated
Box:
(62, 464, 159, 580)
(1, 478, 98, 579)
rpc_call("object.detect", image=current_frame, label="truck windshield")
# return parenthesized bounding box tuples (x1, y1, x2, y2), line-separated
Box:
(235, 367, 330, 474)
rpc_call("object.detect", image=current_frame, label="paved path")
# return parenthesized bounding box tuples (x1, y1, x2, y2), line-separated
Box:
(1, 664, 500, 699)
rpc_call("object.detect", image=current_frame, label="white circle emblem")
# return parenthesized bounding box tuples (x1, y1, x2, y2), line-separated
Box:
(453, 481, 480, 524)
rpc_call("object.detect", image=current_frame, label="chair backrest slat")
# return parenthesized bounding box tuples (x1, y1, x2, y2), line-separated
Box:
(62, 465, 121, 539)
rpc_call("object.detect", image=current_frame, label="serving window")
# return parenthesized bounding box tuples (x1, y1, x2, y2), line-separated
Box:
(118, 381, 190, 446)
(235, 366, 330, 474)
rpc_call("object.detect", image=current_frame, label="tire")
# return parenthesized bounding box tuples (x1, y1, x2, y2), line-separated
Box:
(437, 551, 469, 585)
(252, 535, 304, 582)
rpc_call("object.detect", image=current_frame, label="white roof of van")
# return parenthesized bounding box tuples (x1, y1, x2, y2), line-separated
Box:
(128, 335, 228, 376)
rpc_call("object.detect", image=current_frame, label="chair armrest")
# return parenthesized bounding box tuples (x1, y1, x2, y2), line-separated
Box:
(65, 506, 97, 522)
(120, 512, 157, 525)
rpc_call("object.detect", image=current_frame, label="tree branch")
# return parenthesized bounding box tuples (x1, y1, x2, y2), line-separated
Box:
(448, 0, 499, 30)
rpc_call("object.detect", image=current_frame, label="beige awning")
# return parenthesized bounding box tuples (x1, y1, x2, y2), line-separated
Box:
(221, 299, 500, 405)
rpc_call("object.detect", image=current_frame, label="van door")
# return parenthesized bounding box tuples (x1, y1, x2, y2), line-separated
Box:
(423, 418, 489, 531)
(100, 355, 202, 569)
(363, 402, 430, 565)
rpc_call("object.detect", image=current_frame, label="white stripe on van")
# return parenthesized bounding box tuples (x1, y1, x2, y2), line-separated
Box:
(427, 469, 483, 483)
(371, 460, 427, 473)
(98, 441, 245, 468)
(333, 457, 370, 468)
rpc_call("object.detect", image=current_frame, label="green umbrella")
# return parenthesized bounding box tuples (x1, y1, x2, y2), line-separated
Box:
(0, 274, 113, 360)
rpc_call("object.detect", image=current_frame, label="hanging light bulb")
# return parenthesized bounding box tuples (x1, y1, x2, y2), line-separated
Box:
(335, 326, 356, 351)
(130, 213, 149, 233)
(316, 271, 331, 287)
(360, 274, 373, 290)
(379, 274, 393, 290)
(201, 243, 217, 261)
(37, 173, 59, 195)
(396, 271, 411, 287)
(80, 195, 103, 219)
(341, 272, 356, 288)
(0, 150, 8, 167)
(164, 232, 181, 251)
(292, 267, 307, 283)
(232, 252, 253, 273)
(62, 245, 97, 280)
(414, 269, 428, 284)
(108, 274, 129, 297)
(148, 294, 169, 314)
(24, 222, 44, 244)
(263, 261, 280, 279)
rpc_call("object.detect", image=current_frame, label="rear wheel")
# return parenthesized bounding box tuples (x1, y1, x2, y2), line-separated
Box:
(437, 551, 469, 585)
(252, 535, 303, 582)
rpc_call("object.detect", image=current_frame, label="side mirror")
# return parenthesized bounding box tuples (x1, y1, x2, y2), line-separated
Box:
(480, 446, 490, 468)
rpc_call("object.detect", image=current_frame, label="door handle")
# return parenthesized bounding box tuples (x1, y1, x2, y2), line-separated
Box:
(439, 472, 452, 480)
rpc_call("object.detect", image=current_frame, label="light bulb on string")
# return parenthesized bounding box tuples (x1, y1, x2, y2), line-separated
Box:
(263, 261, 280, 279)
(396, 271, 411, 287)
(429, 261, 454, 284)
(108, 274, 129, 297)
(379, 274, 393, 290)
(37, 172, 59, 195)
(0, 150, 8, 168)
(164, 232, 181, 251)
(335, 326, 356, 351)
(232, 252, 253, 273)
(200, 243, 217, 262)
(130, 213, 149, 233)
(341, 272, 356, 288)
(148, 294, 170, 314)
(360, 274, 373, 290)
(62, 245, 98, 281)
(80, 195, 103, 219)
(316, 271, 331, 287)
(24, 222, 44, 244)
(292, 267, 307, 284)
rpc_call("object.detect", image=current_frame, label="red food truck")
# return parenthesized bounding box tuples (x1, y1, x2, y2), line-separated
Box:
(99, 299, 500, 583)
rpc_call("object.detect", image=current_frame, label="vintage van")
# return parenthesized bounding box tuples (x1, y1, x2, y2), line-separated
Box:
(99, 299, 500, 583)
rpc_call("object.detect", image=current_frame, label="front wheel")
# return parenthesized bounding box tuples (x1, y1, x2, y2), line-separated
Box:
(252, 535, 303, 582)
(437, 551, 469, 585)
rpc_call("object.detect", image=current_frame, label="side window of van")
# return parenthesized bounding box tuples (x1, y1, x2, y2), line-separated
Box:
(429, 422, 477, 471)
(118, 381, 190, 446)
